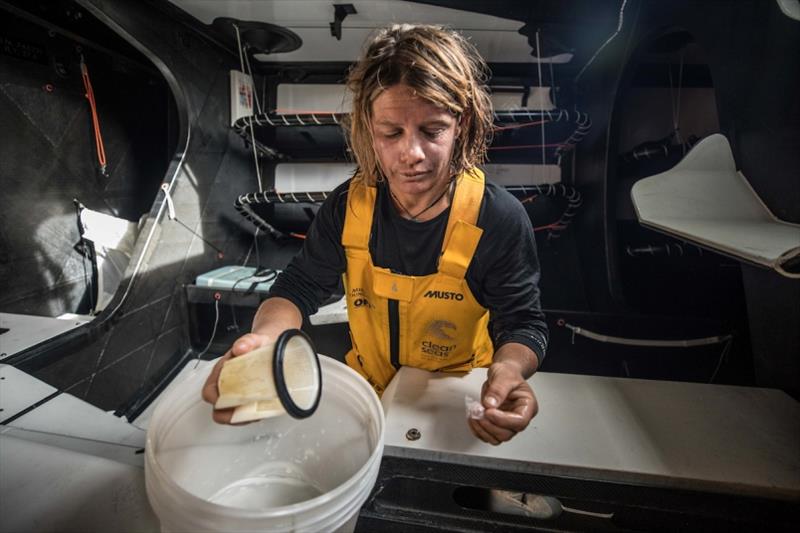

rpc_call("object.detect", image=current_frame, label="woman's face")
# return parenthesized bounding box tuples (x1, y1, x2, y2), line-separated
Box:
(371, 84, 459, 198)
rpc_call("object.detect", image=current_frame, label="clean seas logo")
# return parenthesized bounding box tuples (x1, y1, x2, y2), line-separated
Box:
(423, 290, 464, 301)
(421, 320, 457, 358)
(425, 320, 457, 340)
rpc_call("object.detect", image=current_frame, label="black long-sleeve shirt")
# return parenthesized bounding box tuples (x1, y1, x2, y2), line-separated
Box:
(270, 176, 549, 363)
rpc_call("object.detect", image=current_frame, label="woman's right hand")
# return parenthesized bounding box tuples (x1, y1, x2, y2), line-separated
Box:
(201, 332, 272, 424)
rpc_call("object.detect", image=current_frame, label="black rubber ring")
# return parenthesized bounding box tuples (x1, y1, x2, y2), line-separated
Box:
(273, 329, 322, 419)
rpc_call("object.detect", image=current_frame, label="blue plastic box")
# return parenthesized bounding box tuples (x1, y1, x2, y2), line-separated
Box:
(195, 266, 280, 293)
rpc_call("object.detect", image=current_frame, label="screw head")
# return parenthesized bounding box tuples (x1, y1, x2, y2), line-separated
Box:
(405, 428, 421, 441)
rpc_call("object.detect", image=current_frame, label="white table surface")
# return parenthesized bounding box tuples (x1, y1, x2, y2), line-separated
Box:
(381, 367, 800, 500)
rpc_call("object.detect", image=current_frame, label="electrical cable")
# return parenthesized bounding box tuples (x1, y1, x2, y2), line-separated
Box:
(559, 320, 732, 348)
(548, 61, 557, 107)
(243, 46, 262, 115)
(224, 266, 275, 332)
(533, 221, 566, 232)
(241, 228, 259, 267)
(574, 0, 629, 83)
(535, 29, 547, 167)
(709, 337, 732, 383)
(230, 268, 278, 294)
(563, 318, 737, 383)
(250, 125, 264, 192)
(233, 22, 264, 191)
(194, 297, 220, 368)
(668, 49, 686, 152)
(233, 23, 245, 72)
(253, 221, 261, 271)
(626, 242, 704, 257)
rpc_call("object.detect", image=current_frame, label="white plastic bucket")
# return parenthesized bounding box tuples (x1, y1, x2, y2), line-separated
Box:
(144, 356, 385, 533)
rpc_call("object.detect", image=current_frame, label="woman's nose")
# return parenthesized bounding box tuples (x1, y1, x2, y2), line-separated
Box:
(401, 135, 425, 165)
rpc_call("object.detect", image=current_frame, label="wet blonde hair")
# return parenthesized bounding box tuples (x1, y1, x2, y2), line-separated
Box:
(343, 24, 494, 185)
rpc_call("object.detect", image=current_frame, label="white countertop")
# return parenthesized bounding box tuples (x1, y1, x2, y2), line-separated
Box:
(381, 367, 800, 500)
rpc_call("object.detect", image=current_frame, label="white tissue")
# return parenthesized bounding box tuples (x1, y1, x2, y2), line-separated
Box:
(465, 395, 485, 420)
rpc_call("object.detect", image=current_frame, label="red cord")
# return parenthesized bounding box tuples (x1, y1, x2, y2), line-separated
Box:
(533, 222, 566, 232)
(81, 59, 107, 173)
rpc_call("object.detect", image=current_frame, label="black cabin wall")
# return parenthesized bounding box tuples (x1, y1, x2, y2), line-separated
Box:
(573, 0, 799, 393)
(0, 3, 174, 317)
(698, 1, 800, 396)
(569, 0, 645, 313)
(651, 0, 799, 395)
(7, 0, 288, 414)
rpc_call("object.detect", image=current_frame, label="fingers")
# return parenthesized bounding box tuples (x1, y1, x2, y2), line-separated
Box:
(482, 361, 523, 409)
(469, 416, 516, 445)
(212, 406, 235, 424)
(210, 406, 256, 425)
(484, 384, 538, 432)
(201, 349, 233, 405)
(471, 371, 539, 444)
(201, 333, 271, 425)
(231, 333, 269, 356)
(468, 417, 502, 445)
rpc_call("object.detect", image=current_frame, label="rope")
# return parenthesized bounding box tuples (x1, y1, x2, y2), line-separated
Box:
(535, 29, 547, 167)
(233, 21, 264, 191)
(80, 56, 107, 176)
(160, 183, 224, 256)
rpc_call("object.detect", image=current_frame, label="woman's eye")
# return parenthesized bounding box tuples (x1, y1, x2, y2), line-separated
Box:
(424, 129, 445, 138)
(384, 131, 401, 138)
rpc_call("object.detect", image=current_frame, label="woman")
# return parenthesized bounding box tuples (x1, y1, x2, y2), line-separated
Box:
(203, 24, 548, 445)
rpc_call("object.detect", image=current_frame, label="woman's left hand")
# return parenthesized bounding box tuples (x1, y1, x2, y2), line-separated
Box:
(468, 360, 538, 445)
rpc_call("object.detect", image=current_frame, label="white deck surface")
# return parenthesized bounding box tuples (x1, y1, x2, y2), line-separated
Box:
(0, 312, 90, 360)
(381, 367, 800, 500)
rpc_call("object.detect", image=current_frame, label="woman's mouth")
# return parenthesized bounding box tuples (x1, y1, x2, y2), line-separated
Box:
(400, 171, 428, 179)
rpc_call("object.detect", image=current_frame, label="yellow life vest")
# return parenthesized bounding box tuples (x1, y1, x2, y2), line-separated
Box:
(342, 168, 494, 395)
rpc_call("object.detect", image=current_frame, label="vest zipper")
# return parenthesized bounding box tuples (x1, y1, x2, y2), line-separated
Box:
(388, 299, 400, 369)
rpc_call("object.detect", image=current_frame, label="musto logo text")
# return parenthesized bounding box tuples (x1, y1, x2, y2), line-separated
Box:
(423, 290, 464, 301)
